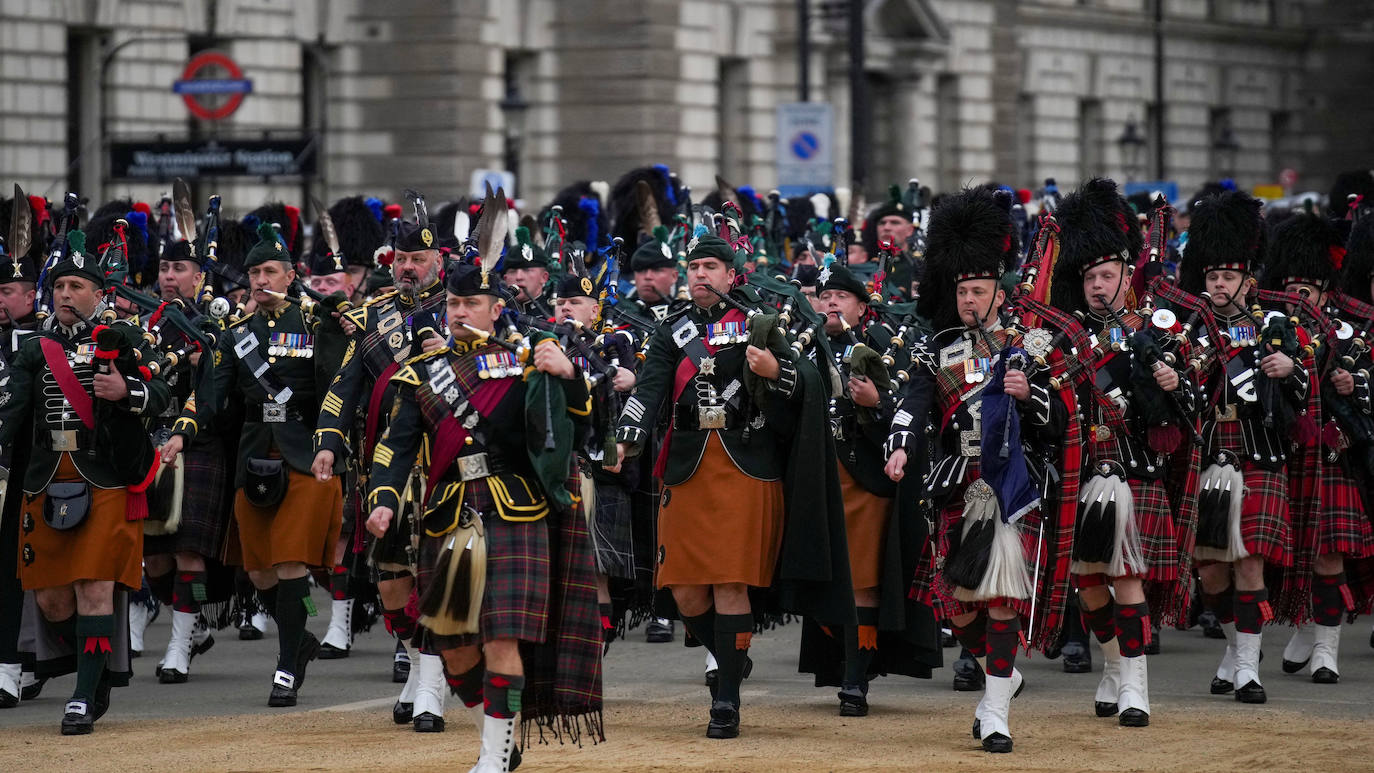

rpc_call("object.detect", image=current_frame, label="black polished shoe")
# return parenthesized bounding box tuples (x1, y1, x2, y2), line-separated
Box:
(1234, 680, 1267, 703)
(1061, 640, 1092, 674)
(645, 618, 674, 643)
(0, 688, 16, 709)
(294, 631, 321, 691)
(952, 648, 984, 691)
(982, 732, 1012, 753)
(393, 701, 414, 724)
(1282, 657, 1309, 674)
(318, 642, 350, 660)
(1119, 708, 1149, 727)
(1095, 700, 1118, 717)
(21, 675, 46, 701)
(159, 668, 188, 684)
(706, 700, 740, 739)
(413, 711, 444, 732)
(837, 684, 868, 717)
(268, 671, 299, 707)
(1312, 667, 1339, 684)
(61, 699, 94, 735)
(1210, 676, 1234, 695)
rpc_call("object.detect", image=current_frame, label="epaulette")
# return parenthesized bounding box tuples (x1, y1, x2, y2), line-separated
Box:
(228, 314, 254, 329)
(364, 288, 399, 307)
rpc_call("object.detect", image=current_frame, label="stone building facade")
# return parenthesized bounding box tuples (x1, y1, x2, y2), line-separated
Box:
(1, 0, 1370, 216)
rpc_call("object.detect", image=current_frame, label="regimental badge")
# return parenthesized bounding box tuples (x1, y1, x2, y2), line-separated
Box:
(818, 266, 832, 285)
(580, 276, 594, 295)
(388, 331, 405, 351)
(73, 252, 85, 268)
(274, 241, 282, 252)
(660, 243, 672, 259)
(522, 244, 533, 262)
(421, 228, 433, 247)
(1023, 327, 1053, 359)
(699, 356, 716, 375)
(687, 236, 700, 255)
(1094, 424, 1112, 441)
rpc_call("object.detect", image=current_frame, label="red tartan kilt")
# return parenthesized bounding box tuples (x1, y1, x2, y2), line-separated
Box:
(918, 499, 1034, 620)
(1318, 470, 1374, 558)
(1130, 478, 1178, 582)
(1238, 464, 1292, 566)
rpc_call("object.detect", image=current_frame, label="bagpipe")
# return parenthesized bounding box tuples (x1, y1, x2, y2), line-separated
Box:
(33, 192, 81, 321)
(1321, 291, 1374, 471)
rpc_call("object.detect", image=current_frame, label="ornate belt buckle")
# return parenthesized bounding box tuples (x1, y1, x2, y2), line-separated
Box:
(698, 404, 726, 430)
(50, 429, 78, 451)
(457, 452, 491, 482)
(1216, 404, 1237, 423)
(263, 402, 287, 423)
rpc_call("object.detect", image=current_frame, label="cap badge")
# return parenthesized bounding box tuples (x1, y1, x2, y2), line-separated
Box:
(580, 276, 594, 294)
(421, 228, 433, 247)
(522, 244, 532, 261)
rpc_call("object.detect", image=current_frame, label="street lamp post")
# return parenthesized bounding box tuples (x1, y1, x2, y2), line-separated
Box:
(1212, 127, 1240, 181)
(499, 72, 528, 198)
(1117, 119, 1147, 182)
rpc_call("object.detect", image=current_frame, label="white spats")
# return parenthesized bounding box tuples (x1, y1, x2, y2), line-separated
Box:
(469, 714, 519, 773)
(322, 598, 353, 652)
(412, 653, 446, 724)
(1310, 623, 1341, 678)
(1096, 637, 1121, 708)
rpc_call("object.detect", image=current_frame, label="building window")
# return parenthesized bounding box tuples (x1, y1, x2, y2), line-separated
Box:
(936, 74, 959, 191)
(1079, 98, 1104, 179)
(1270, 111, 1293, 182)
(718, 58, 748, 181)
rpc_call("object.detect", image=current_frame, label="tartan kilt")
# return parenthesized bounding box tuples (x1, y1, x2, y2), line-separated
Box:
(1109, 477, 1178, 583)
(1131, 478, 1178, 582)
(589, 480, 636, 581)
(919, 496, 1037, 620)
(1318, 468, 1374, 558)
(1199, 422, 1292, 566)
(419, 478, 550, 649)
(145, 442, 232, 561)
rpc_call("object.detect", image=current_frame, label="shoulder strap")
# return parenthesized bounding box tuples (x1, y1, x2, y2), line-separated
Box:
(230, 325, 294, 403)
(39, 336, 94, 428)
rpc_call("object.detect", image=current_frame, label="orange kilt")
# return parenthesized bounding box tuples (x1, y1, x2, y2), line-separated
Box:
(837, 464, 891, 590)
(233, 469, 343, 571)
(655, 434, 785, 589)
(18, 455, 142, 591)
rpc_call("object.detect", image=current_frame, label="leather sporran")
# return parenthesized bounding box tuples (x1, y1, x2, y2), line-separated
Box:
(43, 482, 91, 531)
(244, 458, 288, 509)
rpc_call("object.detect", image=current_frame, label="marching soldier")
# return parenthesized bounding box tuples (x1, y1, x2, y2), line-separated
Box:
(883, 188, 1076, 753)
(1264, 211, 1374, 684)
(798, 259, 940, 715)
(613, 234, 853, 739)
(1179, 190, 1313, 704)
(1049, 179, 1198, 726)
(502, 227, 554, 318)
(311, 218, 450, 731)
(0, 190, 44, 707)
(365, 210, 603, 772)
(0, 228, 170, 734)
(160, 223, 348, 707)
(626, 226, 683, 322)
(140, 218, 230, 685)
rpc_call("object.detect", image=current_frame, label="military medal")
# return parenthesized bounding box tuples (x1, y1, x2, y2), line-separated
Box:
(72, 344, 96, 365)
(267, 332, 314, 357)
(1107, 327, 1128, 350)
(706, 321, 746, 346)
(964, 356, 991, 383)
(1227, 324, 1256, 347)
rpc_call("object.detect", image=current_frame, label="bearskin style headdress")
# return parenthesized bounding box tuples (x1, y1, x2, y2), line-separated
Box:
(917, 186, 1019, 331)
(1260, 211, 1345, 294)
(308, 196, 386, 271)
(1328, 168, 1374, 221)
(1177, 190, 1265, 296)
(609, 165, 685, 249)
(244, 202, 303, 258)
(542, 181, 608, 251)
(1336, 213, 1374, 303)
(1048, 178, 1144, 315)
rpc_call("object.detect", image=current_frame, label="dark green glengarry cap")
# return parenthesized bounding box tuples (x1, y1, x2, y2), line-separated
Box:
(504, 226, 548, 271)
(48, 229, 105, 287)
(685, 234, 735, 268)
(817, 262, 868, 301)
(631, 225, 676, 272)
(244, 222, 291, 268)
(446, 261, 505, 298)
